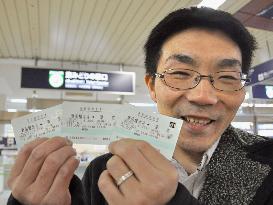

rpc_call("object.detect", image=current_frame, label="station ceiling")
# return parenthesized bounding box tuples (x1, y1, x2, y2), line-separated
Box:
(0, 0, 272, 67)
(0, 0, 272, 123)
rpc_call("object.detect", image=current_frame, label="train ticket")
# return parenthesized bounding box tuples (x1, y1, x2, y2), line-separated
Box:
(11, 102, 182, 159)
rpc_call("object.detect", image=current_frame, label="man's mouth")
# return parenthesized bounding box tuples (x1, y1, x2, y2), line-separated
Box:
(180, 116, 215, 125)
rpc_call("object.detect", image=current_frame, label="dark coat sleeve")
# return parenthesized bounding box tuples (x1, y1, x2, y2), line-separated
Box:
(82, 153, 111, 205)
(7, 195, 21, 205)
(7, 175, 86, 205)
(7, 153, 201, 205)
(167, 183, 201, 205)
(81, 153, 201, 205)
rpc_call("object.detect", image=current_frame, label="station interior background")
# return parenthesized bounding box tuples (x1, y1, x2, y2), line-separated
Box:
(0, 0, 273, 203)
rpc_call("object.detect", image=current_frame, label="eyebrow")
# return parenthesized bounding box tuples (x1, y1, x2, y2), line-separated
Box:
(166, 54, 242, 70)
(166, 54, 198, 67)
(217, 58, 242, 68)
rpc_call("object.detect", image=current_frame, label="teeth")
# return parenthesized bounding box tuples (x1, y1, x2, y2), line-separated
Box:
(185, 117, 211, 125)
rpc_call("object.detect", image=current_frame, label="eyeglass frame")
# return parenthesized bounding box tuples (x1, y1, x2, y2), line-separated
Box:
(154, 68, 251, 92)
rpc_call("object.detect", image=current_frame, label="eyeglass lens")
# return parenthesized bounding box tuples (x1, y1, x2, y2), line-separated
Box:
(160, 69, 246, 91)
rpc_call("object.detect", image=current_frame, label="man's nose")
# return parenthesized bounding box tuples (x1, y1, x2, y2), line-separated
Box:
(185, 78, 218, 105)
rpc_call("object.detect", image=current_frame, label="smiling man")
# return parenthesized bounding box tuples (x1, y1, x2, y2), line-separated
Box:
(146, 28, 247, 175)
(7, 7, 273, 205)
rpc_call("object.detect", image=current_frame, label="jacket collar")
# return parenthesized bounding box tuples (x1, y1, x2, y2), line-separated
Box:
(246, 138, 273, 166)
(198, 126, 272, 204)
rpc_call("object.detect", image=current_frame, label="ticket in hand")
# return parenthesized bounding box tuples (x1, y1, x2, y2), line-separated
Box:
(11, 104, 63, 146)
(114, 104, 182, 159)
(61, 101, 122, 144)
(11, 102, 183, 159)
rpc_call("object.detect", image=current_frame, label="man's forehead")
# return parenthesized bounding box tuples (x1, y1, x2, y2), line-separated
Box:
(161, 28, 240, 52)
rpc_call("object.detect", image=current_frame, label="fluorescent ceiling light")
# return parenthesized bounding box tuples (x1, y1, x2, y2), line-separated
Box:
(29, 109, 42, 113)
(197, 0, 226, 9)
(255, 103, 273, 108)
(9, 98, 27, 103)
(241, 103, 253, 107)
(7, 109, 17, 112)
(129, 103, 156, 107)
(241, 103, 273, 108)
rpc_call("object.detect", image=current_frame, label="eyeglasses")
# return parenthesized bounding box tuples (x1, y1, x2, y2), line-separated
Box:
(154, 68, 250, 92)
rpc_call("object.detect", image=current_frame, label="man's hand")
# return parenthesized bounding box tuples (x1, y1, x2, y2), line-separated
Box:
(7, 137, 80, 205)
(98, 139, 178, 205)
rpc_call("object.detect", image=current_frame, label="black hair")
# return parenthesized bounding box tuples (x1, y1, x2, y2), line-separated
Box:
(144, 7, 257, 76)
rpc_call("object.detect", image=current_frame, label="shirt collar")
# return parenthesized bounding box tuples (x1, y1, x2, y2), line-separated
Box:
(197, 137, 221, 171)
(171, 137, 221, 172)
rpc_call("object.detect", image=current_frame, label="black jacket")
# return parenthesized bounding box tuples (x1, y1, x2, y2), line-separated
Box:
(8, 126, 273, 205)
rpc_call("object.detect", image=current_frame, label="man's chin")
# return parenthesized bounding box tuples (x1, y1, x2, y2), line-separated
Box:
(178, 138, 214, 153)
(181, 144, 209, 154)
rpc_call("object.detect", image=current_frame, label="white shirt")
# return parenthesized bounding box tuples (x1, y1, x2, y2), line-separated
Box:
(171, 138, 220, 198)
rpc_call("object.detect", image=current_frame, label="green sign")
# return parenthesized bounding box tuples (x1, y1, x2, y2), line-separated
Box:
(48, 70, 64, 88)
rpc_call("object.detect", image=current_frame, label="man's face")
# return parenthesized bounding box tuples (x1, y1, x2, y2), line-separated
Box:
(145, 28, 245, 154)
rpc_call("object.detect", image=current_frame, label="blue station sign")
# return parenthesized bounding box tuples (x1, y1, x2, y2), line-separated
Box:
(248, 59, 273, 86)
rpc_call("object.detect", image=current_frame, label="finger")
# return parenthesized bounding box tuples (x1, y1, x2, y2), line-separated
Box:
(108, 139, 160, 181)
(110, 139, 172, 173)
(47, 155, 79, 192)
(41, 156, 79, 205)
(43, 156, 79, 204)
(106, 155, 138, 195)
(134, 140, 173, 173)
(98, 170, 123, 205)
(7, 138, 48, 187)
(33, 145, 77, 196)
(42, 156, 79, 204)
(18, 137, 72, 186)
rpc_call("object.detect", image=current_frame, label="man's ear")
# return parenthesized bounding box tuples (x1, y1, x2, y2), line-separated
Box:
(145, 74, 157, 103)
